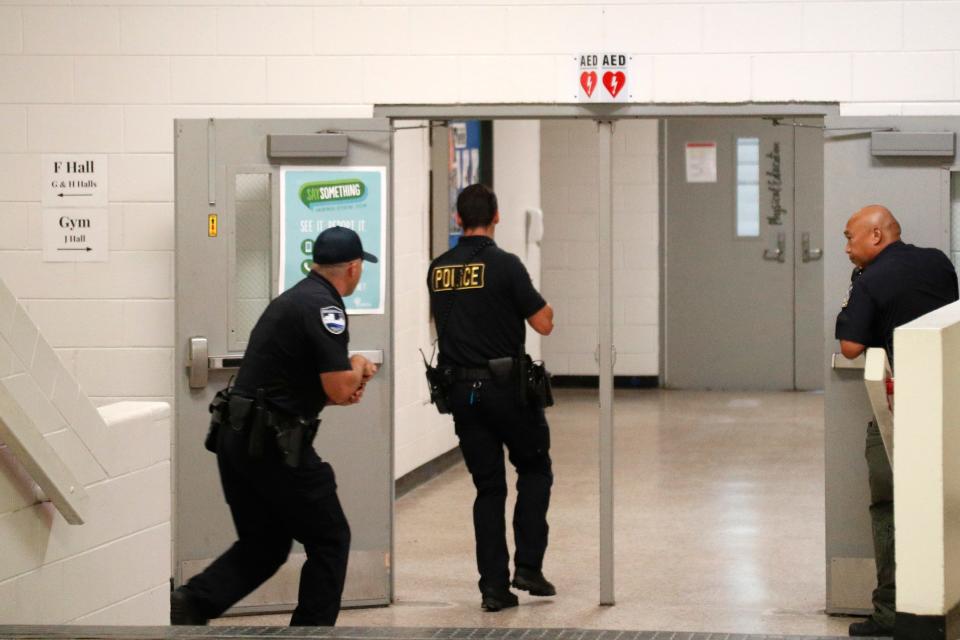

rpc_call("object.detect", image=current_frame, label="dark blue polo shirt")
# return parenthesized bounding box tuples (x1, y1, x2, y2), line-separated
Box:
(234, 271, 351, 419)
(427, 236, 546, 368)
(835, 240, 958, 366)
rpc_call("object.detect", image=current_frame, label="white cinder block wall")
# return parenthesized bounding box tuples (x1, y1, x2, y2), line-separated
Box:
(540, 120, 659, 376)
(0, 0, 955, 421)
(0, 278, 171, 624)
(493, 120, 543, 361)
(1, 5, 960, 611)
(393, 124, 456, 479)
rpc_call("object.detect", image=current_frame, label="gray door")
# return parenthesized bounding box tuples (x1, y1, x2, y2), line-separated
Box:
(823, 116, 959, 613)
(663, 117, 824, 390)
(174, 119, 393, 612)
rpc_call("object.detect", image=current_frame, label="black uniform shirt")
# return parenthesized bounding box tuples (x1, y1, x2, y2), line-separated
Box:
(234, 271, 351, 419)
(835, 240, 958, 365)
(428, 235, 546, 367)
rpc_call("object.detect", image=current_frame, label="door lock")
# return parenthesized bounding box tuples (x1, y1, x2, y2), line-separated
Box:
(763, 232, 786, 263)
(801, 232, 823, 262)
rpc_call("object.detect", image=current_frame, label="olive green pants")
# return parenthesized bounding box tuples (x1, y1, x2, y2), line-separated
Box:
(865, 419, 895, 629)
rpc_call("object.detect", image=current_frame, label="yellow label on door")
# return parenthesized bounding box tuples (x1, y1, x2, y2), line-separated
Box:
(208, 214, 218, 237)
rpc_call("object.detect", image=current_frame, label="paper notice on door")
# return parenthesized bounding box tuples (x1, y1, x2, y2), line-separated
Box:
(685, 142, 717, 183)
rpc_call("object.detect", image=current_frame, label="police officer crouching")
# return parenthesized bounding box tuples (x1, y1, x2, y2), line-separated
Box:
(426, 184, 556, 611)
(171, 226, 379, 627)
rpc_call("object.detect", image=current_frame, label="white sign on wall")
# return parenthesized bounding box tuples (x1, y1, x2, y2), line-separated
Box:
(685, 142, 718, 183)
(41, 154, 108, 208)
(42, 209, 108, 262)
(575, 53, 630, 103)
(41, 155, 109, 262)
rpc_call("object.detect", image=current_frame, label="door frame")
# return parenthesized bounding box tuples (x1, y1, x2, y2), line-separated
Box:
(381, 102, 839, 607)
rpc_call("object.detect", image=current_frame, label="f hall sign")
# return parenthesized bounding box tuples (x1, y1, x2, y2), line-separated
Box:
(576, 53, 630, 103)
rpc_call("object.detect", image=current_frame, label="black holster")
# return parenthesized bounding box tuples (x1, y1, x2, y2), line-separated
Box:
(235, 389, 319, 468)
(424, 364, 455, 414)
(273, 418, 320, 469)
(520, 355, 553, 408)
(486, 354, 554, 409)
(487, 356, 514, 381)
(205, 387, 232, 453)
(518, 354, 554, 409)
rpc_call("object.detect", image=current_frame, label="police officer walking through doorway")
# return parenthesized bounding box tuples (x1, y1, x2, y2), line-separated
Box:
(427, 183, 556, 611)
(172, 226, 380, 627)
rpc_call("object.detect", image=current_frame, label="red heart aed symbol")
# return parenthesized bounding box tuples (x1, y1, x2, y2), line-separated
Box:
(602, 71, 626, 98)
(580, 71, 597, 97)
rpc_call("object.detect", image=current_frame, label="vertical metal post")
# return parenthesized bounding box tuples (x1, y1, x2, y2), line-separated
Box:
(597, 120, 615, 606)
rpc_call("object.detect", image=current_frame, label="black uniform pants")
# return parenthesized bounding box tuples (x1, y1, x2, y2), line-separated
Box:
(449, 378, 553, 592)
(865, 419, 895, 628)
(182, 420, 351, 626)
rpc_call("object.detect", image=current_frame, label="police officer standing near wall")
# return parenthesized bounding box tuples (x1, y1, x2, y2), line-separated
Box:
(426, 184, 556, 612)
(171, 226, 380, 627)
(835, 205, 958, 637)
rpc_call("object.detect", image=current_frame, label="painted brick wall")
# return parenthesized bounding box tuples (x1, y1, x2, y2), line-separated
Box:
(493, 120, 543, 361)
(540, 120, 659, 376)
(0, 3, 959, 473)
(393, 124, 456, 478)
(0, 278, 171, 624)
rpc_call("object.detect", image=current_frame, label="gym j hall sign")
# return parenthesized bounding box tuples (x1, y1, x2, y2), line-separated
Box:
(575, 53, 631, 103)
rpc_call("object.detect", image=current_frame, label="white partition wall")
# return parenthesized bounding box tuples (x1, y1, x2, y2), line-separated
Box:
(895, 301, 960, 639)
(494, 120, 543, 360)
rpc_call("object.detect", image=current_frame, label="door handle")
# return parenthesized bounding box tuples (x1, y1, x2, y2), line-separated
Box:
(350, 350, 384, 365)
(763, 232, 786, 263)
(802, 232, 823, 262)
(187, 337, 209, 389)
(186, 338, 243, 388)
(187, 342, 385, 390)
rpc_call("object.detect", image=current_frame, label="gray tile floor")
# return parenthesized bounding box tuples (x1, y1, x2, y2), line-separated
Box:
(0, 390, 874, 640)
(0, 626, 876, 640)
(220, 390, 861, 637)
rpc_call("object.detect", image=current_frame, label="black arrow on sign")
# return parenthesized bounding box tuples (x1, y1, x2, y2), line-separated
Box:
(57, 247, 92, 252)
(57, 193, 92, 198)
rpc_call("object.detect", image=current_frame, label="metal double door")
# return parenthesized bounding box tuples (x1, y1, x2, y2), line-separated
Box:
(174, 118, 393, 612)
(663, 117, 824, 390)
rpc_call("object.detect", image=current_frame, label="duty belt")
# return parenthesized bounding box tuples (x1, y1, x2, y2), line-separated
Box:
(453, 367, 494, 381)
(225, 390, 319, 468)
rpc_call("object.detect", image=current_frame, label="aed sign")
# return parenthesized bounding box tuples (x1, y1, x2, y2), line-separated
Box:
(42, 209, 108, 262)
(41, 154, 108, 208)
(576, 53, 630, 103)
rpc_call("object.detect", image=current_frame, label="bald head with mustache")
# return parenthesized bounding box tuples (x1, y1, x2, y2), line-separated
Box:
(843, 204, 902, 269)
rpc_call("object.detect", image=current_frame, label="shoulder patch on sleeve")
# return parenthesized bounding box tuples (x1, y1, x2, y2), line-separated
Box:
(321, 306, 346, 335)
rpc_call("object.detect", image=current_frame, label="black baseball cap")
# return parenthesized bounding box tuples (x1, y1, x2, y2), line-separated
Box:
(312, 226, 378, 264)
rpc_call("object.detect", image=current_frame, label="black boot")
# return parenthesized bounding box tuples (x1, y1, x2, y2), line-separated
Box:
(480, 587, 519, 612)
(512, 566, 556, 596)
(849, 617, 893, 637)
(170, 587, 210, 626)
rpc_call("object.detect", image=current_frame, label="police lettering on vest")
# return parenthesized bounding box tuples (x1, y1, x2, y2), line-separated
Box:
(427, 236, 545, 368)
(431, 263, 486, 291)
